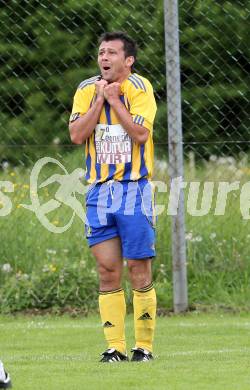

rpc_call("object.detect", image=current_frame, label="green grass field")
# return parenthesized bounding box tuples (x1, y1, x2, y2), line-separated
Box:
(1, 313, 250, 390)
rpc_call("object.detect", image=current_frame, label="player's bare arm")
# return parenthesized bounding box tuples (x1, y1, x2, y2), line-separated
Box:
(69, 79, 108, 144)
(104, 82, 149, 145)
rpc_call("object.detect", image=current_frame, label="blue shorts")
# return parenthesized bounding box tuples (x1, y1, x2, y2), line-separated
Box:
(85, 179, 156, 259)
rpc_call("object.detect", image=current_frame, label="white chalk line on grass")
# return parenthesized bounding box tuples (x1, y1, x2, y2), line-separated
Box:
(2, 348, 250, 362)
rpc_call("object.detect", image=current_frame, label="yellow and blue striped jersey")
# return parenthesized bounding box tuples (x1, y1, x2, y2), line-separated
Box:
(70, 73, 157, 184)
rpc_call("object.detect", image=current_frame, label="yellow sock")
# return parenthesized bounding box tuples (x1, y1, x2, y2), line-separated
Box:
(99, 288, 126, 354)
(133, 283, 157, 352)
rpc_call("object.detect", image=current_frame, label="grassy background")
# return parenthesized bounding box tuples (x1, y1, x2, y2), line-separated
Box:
(0, 149, 250, 311)
(1, 313, 250, 390)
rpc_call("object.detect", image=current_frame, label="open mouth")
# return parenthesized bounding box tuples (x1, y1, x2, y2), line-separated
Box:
(103, 66, 111, 71)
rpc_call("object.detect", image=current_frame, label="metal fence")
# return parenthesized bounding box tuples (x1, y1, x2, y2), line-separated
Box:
(0, 0, 249, 310)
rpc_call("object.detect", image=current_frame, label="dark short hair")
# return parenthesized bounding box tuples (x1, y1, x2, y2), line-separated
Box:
(99, 31, 137, 63)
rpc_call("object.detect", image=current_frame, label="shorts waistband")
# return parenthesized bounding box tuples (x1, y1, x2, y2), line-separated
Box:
(94, 177, 150, 187)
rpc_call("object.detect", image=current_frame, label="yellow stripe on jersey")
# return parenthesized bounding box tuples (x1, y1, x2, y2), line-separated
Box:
(100, 163, 109, 182)
(88, 133, 97, 183)
(70, 73, 157, 183)
(113, 163, 125, 181)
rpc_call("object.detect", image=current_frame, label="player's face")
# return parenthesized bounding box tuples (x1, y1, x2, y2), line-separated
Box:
(98, 40, 134, 83)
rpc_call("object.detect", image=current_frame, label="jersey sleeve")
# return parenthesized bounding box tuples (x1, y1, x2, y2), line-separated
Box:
(128, 80, 157, 133)
(69, 87, 92, 123)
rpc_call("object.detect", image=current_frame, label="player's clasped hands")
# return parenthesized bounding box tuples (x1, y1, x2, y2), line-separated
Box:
(95, 79, 108, 98)
(103, 82, 121, 103)
(95, 80, 121, 104)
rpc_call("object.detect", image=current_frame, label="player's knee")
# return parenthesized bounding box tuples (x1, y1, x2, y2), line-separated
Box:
(98, 263, 119, 283)
(128, 263, 149, 286)
(128, 260, 152, 288)
(129, 271, 149, 286)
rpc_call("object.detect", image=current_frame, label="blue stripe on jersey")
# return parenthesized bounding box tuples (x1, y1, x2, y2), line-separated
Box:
(129, 75, 142, 90)
(108, 96, 126, 180)
(120, 94, 133, 181)
(123, 162, 133, 181)
(78, 76, 99, 89)
(85, 139, 91, 181)
(131, 74, 146, 92)
(139, 116, 145, 125)
(94, 131, 101, 181)
(90, 95, 95, 107)
(124, 95, 130, 110)
(134, 115, 144, 125)
(139, 144, 149, 177)
(104, 101, 112, 125)
(120, 95, 125, 105)
(104, 101, 117, 180)
(129, 75, 141, 90)
(108, 164, 117, 180)
(128, 76, 139, 90)
(79, 80, 97, 90)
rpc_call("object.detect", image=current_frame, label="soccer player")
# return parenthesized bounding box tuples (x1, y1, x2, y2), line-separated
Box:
(0, 360, 11, 388)
(69, 31, 157, 362)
